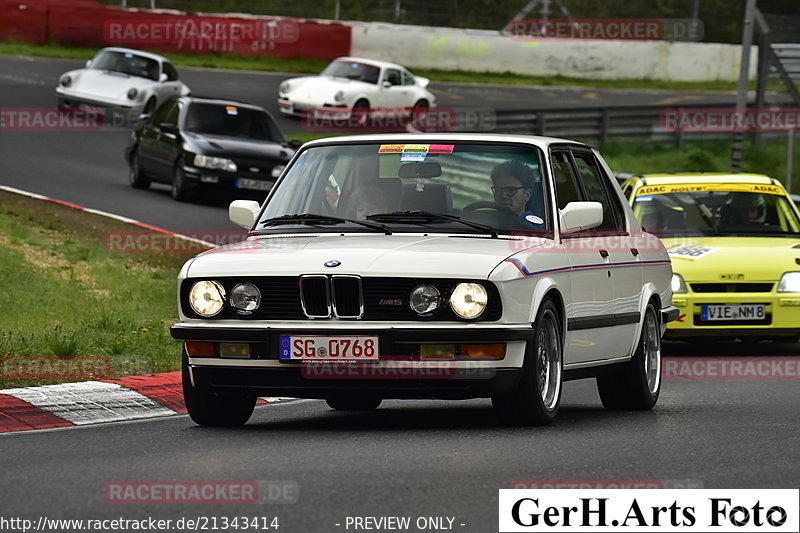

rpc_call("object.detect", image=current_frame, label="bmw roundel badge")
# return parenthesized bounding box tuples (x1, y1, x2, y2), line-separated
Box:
(324, 260, 341, 268)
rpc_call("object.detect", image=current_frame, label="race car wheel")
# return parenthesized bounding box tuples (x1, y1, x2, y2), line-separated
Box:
(492, 298, 563, 426)
(597, 301, 661, 410)
(171, 158, 191, 201)
(351, 99, 370, 128)
(182, 350, 256, 426)
(325, 396, 382, 411)
(410, 100, 429, 130)
(143, 97, 156, 115)
(128, 148, 151, 190)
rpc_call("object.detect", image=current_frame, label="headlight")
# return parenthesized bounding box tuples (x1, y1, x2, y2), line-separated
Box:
(449, 283, 488, 319)
(230, 282, 261, 314)
(334, 90, 345, 102)
(126, 87, 138, 100)
(194, 154, 237, 172)
(777, 272, 800, 293)
(188, 281, 226, 317)
(271, 165, 285, 179)
(671, 273, 687, 294)
(409, 284, 441, 316)
(59, 75, 71, 87)
(279, 81, 291, 95)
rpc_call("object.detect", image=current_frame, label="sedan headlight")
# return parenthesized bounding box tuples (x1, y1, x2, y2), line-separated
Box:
(189, 281, 226, 317)
(671, 273, 687, 294)
(230, 282, 261, 314)
(334, 90, 345, 102)
(777, 272, 800, 293)
(194, 154, 237, 172)
(126, 87, 138, 100)
(279, 81, 291, 95)
(410, 284, 441, 316)
(449, 283, 488, 319)
(59, 75, 71, 87)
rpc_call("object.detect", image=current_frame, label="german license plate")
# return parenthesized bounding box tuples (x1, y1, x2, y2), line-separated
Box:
(279, 335, 379, 361)
(235, 178, 271, 191)
(701, 304, 765, 321)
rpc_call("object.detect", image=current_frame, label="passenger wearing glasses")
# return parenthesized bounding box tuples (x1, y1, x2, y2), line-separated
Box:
(490, 160, 543, 226)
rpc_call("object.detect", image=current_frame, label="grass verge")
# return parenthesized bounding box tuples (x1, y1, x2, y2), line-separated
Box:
(0, 38, 774, 92)
(0, 190, 199, 389)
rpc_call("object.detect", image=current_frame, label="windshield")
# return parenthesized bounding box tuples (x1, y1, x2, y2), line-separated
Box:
(256, 142, 550, 236)
(90, 50, 159, 81)
(632, 183, 800, 236)
(185, 103, 283, 142)
(320, 60, 381, 84)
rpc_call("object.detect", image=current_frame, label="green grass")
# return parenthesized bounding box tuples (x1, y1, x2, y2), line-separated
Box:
(601, 137, 800, 190)
(2, 38, 781, 92)
(0, 192, 194, 388)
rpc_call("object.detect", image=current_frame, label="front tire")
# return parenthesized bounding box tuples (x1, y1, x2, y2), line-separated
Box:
(409, 100, 429, 131)
(182, 351, 256, 426)
(351, 99, 370, 129)
(128, 148, 150, 190)
(171, 158, 191, 201)
(597, 301, 661, 410)
(492, 298, 563, 426)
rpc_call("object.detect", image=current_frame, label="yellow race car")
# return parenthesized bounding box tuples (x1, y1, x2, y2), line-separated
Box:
(621, 173, 800, 341)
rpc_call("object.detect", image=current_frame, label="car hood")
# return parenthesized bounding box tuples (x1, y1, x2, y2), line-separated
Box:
(68, 69, 153, 99)
(185, 133, 292, 161)
(663, 236, 800, 281)
(285, 76, 367, 102)
(186, 233, 533, 279)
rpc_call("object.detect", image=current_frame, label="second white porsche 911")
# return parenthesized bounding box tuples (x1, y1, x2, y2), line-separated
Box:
(277, 57, 436, 127)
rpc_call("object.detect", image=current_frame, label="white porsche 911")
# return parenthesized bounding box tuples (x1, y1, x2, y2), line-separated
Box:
(277, 57, 436, 127)
(56, 47, 191, 123)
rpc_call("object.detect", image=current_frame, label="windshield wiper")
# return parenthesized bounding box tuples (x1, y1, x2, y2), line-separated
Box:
(367, 210, 498, 238)
(259, 213, 392, 235)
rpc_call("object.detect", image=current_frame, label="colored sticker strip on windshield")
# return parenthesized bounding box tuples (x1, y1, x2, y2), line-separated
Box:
(378, 144, 405, 153)
(428, 144, 455, 154)
(636, 183, 785, 196)
(225, 106, 238, 115)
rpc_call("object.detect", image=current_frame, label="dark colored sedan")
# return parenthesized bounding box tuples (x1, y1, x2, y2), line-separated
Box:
(125, 97, 300, 201)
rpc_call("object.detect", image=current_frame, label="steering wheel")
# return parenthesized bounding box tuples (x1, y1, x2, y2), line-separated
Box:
(463, 201, 516, 213)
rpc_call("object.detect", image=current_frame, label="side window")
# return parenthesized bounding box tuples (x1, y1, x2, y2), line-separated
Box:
(551, 151, 582, 209)
(163, 62, 179, 81)
(164, 102, 180, 126)
(572, 152, 622, 231)
(151, 100, 175, 123)
(402, 71, 415, 86)
(385, 69, 402, 86)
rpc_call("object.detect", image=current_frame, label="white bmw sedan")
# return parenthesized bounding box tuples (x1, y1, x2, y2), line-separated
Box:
(56, 47, 191, 123)
(277, 57, 436, 127)
(171, 133, 678, 427)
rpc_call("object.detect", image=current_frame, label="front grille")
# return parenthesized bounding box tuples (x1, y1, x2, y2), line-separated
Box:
(331, 276, 363, 318)
(690, 283, 773, 293)
(300, 275, 331, 318)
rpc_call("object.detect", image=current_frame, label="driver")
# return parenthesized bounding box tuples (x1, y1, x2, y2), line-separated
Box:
(490, 160, 542, 226)
(728, 193, 768, 226)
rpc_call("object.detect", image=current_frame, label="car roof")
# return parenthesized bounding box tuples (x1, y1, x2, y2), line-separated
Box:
(301, 132, 591, 150)
(97, 47, 169, 63)
(635, 173, 777, 185)
(331, 56, 411, 71)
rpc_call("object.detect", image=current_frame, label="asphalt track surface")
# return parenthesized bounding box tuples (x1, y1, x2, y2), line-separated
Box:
(0, 54, 744, 234)
(1, 54, 798, 530)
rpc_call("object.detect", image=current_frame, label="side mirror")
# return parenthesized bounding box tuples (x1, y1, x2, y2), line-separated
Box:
(159, 122, 179, 135)
(85, 59, 92, 68)
(229, 200, 261, 229)
(159, 72, 168, 82)
(559, 201, 603, 232)
(382, 80, 392, 89)
(286, 139, 303, 149)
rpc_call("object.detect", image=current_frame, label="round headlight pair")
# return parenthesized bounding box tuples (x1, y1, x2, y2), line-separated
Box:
(126, 88, 138, 100)
(409, 283, 488, 319)
(188, 281, 260, 317)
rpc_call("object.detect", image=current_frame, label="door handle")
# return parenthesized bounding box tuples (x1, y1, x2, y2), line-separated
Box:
(630, 248, 640, 256)
(599, 249, 609, 258)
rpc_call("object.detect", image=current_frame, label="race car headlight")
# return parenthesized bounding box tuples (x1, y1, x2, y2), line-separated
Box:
(230, 282, 261, 314)
(59, 75, 71, 87)
(449, 283, 488, 319)
(777, 272, 800, 293)
(671, 273, 687, 294)
(189, 281, 226, 317)
(334, 90, 345, 102)
(194, 154, 237, 172)
(410, 284, 441, 316)
(126, 87, 138, 100)
(271, 165, 285, 179)
(279, 81, 291, 95)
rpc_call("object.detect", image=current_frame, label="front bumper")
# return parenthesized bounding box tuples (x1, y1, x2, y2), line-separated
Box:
(666, 292, 800, 339)
(181, 164, 276, 196)
(56, 89, 144, 117)
(172, 323, 531, 399)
